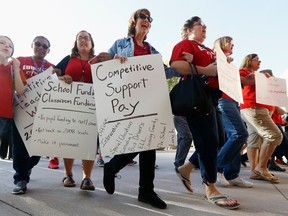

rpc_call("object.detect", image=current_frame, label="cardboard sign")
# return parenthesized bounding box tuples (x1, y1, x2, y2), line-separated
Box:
(14, 67, 56, 152)
(215, 45, 243, 104)
(30, 80, 97, 160)
(255, 72, 288, 107)
(91, 54, 176, 156)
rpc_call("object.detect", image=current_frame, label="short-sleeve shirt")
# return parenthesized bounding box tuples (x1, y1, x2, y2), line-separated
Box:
(17, 56, 54, 83)
(240, 68, 274, 111)
(0, 64, 13, 118)
(170, 39, 218, 88)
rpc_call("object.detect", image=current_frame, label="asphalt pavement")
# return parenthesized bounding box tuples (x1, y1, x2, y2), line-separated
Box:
(0, 150, 287, 216)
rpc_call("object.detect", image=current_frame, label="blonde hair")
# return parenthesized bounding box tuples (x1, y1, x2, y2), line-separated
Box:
(239, 53, 258, 70)
(213, 36, 233, 51)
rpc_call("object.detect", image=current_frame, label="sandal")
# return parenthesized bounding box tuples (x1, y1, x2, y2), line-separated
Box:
(80, 178, 95, 191)
(205, 195, 240, 210)
(63, 174, 76, 187)
(253, 170, 280, 184)
(175, 167, 193, 192)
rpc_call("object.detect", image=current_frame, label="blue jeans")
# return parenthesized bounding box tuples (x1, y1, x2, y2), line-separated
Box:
(12, 121, 40, 184)
(217, 98, 248, 180)
(186, 106, 219, 184)
(173, 116, 193, 168)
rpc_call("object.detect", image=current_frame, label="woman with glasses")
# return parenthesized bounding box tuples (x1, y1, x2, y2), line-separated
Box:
(55, 30, 101, 191)
(240, 54, 282, 183)
(12, 36, 54, 195)
(102, 8, 177, 209)
(169, 17, 239, 210)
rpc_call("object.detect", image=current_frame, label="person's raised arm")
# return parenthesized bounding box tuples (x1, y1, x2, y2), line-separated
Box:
(11, 58, 25, 94)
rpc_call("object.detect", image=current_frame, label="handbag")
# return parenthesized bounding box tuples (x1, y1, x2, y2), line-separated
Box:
(169, 64, 212, 116)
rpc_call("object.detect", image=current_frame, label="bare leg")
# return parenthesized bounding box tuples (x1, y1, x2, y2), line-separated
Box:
(247, 147, 259, 176)
(82, 160, 95, 179)
(63, 158, 74, 176)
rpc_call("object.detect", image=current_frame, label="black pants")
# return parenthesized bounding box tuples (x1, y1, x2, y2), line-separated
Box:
(109, 149, 156, 194)
(0, 130, 12, 159)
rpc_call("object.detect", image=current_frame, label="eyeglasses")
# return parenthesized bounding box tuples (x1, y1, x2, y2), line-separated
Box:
(193, 21, 206, 27)
(137, 13, 153, 23)
(77, 36, 91, 41)
(34, 42, 49, 49)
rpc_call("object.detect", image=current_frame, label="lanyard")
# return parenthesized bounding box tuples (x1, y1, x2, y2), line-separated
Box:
(32, 56, 46, 74)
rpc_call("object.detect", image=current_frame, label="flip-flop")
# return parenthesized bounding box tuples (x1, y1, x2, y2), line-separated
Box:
(205, 195, 240, 210)
(175, 167, 193, 192)
(253, 170, 280, 184)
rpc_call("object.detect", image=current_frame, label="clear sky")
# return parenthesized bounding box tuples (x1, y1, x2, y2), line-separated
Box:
(2, 0, 288, 77)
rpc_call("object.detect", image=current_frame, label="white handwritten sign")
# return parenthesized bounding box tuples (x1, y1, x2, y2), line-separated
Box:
(14, 67, 56, 153)
(255, 72, 288, 107)
(215, 45, 243, 104)
(30, 80, 97, 160)
(91, 54, 176, 156)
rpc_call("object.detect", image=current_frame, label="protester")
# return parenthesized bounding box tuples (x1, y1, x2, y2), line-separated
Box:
(170, 16, 239, 210)
(214, 36, 253, 188)
(56, 30, 98, 191)
(102, 8, 179, 209)
(12, 36, 54, 194)
(240, 54, 283, 183)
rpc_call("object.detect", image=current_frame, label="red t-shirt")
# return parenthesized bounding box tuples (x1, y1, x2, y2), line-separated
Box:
(170, 39, 218, 88)
(272, 109, 284, 125)
(240, 68, 274, 110)
(65, 57, 92, 83)
(17, 56, 54, 83)
(0, 64, 13, 118)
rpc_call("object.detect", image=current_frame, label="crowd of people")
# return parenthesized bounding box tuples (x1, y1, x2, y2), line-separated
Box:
(0, 7, 287, 211)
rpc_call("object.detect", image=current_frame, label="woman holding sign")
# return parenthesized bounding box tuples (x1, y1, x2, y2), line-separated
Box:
(55, 30, 98, 191)
(240, 54, 282, 183)
(215, 36, 253, 188)
(169, 17, 239, 210)
(102, 8, 174, 209)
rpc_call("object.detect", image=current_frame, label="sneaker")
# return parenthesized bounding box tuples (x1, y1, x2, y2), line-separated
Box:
(48, 157, 59, 169)
(228, 176, 253, 188)
(103, 162, 116, 194)
(268, 161, 286, 172)
(63, 174, 76, 187)
(138, 191, 167, 209)
(96, 159, 105, 167)
(217, 172, 230, 187)
(12, 181, 28, 195)
(80, 178, 95, 191)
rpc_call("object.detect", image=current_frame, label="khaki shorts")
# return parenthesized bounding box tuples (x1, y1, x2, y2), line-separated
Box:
(241, 108, 282, 148)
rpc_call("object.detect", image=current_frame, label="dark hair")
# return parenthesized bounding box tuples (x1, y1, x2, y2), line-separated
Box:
(32, 36, 51, 48)
(71, 30, 95, 58)
(0, 35, 14, 57)
(181, 16, 201, 39)
(127, 8, 151, 41)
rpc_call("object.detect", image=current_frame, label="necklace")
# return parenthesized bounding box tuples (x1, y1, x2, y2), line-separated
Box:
(32, 56, 46, 74)
(79, 57, 89, 82)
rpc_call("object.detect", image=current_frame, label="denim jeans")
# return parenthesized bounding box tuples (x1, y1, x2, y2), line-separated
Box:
(12, 121, 40, 184)
(186, 106, 218, 184)
(217, 98, 248, 180)
(173, 116, 193, 168)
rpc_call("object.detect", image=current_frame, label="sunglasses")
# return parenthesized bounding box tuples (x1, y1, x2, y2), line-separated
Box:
(193, 21, 206, 27)
(137, 13, 153, 23)
(34, 42, 49, 49)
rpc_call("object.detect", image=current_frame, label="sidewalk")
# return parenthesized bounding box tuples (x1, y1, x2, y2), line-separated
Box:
(0, 150, 287, 216)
